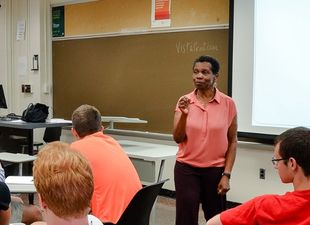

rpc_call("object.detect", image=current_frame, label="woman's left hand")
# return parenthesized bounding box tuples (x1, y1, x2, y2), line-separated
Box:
(217, 176, 230, 195)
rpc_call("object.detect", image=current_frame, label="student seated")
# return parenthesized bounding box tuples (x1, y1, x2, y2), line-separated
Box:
(0, 181, 11, 225)
(0, 163, 42, 225)
(31, 141, 102, 225)
(206, 127, 310, 225)
(70, 104, 142, 224)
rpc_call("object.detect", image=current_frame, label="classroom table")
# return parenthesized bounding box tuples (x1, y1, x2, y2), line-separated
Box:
(4, 139, 177, 192)
(118, 140, 177, 183)
(0, 119, 71, 175)
(0, 152, 37, 176)
(0, 119, 72, 154)
(118, 140, 177, 225)
(5, 176, 36, 193)
(101, 116, 147, 129)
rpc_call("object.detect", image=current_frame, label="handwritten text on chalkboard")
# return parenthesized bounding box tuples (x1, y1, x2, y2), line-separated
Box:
(176, 41, 219, 54)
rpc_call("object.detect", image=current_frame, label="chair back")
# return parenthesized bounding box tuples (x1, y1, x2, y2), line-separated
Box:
(43, 127, 62, 143)
(115, 179, 168, 225)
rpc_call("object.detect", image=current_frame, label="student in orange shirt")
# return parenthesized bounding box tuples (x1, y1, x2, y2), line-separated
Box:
(0, 163, 42, 225)
(70, 104, 142, 224)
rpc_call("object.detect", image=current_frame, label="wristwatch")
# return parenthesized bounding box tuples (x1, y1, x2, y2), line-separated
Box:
(222, 172, 231, 179)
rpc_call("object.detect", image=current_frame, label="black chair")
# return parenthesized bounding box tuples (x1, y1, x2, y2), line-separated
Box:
(42, 127, 62, 143)
(21, 127, 62, 154)
(107, 179, 168, 225)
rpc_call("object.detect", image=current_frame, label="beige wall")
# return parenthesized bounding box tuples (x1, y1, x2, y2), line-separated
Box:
(1, 0, 292, 203)
(64, 0, 229, 36)
(54, 0, 292, 203)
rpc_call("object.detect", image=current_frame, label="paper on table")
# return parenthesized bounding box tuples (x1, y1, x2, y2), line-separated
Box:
(10, 119, 24, 123)
(5, 176, 33, 184)
(47, 118, 72, 123)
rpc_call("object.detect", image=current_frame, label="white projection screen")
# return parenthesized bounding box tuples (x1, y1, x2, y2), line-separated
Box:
(232, 0, 310, 139)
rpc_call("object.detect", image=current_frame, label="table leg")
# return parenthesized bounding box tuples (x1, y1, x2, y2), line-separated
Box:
(18, 163, 23, 176)
(157, 160, 165, 182)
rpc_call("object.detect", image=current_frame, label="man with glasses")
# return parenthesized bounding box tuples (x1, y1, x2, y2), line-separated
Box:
(206, 126, 310, 225)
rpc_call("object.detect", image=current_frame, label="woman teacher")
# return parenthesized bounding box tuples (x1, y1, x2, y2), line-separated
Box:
(173, 55, 238, 225)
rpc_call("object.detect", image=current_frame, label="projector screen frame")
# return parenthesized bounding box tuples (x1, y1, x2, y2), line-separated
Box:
(229, 0, 279, 145)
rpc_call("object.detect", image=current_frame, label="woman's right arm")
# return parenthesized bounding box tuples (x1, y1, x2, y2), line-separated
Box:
(173, 96, 190, 143)
(173, 111, 188, 143)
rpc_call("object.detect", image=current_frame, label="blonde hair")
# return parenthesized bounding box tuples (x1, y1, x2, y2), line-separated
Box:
(33, 141, 93, 218)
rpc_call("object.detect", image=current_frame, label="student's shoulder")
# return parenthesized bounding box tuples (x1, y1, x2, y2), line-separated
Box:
(88, 214, 103, 225)
(0, 182, 11, 210)
(250, 194, 285, 208)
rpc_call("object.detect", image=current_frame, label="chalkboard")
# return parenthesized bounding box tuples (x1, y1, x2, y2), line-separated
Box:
(52, 29, 228, 133)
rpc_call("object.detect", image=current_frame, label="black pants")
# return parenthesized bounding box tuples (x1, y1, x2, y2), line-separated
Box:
(174, 161, 226, 225)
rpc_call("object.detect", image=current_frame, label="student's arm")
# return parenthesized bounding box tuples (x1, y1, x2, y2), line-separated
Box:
(0, 208, 11, 225)
(206, 214, 223, 225)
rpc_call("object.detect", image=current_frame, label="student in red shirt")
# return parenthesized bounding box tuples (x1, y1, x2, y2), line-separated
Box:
(207, 127, 310, 225)
(173, 55, 238, 225)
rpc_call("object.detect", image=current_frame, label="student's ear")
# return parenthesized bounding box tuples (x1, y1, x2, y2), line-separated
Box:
(38, 194, 47, 210)
(71, 128, 80, 139)
(288, 157, 298, 171)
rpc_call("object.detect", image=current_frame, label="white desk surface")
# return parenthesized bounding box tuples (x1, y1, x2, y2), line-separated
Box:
(118, 140, 177, 161)
(0, 152, 37, 163)
(101, 116, 147, 124)
(5, 176, 36, 193)
(0, 118, 72, 129)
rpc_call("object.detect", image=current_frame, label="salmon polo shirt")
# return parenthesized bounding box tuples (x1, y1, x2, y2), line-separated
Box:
(71, 132, 142, 223)
(175, 89, 237, 168)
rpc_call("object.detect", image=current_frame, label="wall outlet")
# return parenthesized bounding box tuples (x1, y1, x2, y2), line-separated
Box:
(259, 168, 265, 179)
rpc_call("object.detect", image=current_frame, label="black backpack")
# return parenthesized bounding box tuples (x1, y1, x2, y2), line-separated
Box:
(21, 103, 49, 123)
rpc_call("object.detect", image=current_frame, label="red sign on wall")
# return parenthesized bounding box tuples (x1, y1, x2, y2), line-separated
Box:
(155, 0, 171, 20)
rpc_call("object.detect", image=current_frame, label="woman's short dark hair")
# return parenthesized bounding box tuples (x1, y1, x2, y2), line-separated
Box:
(192, 55, 220, 75)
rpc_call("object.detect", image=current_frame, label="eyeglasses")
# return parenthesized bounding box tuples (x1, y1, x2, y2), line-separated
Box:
(271, 156, 288, 165)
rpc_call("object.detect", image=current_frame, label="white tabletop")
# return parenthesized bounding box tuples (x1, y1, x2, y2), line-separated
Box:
(101, 116, 147, 129)
(101, 116, 147, 124)
(118, 140, 177, 161)
(0, 118, 72, 129)
(5, 176, 36, 193)
(0, 152, 37, 163)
